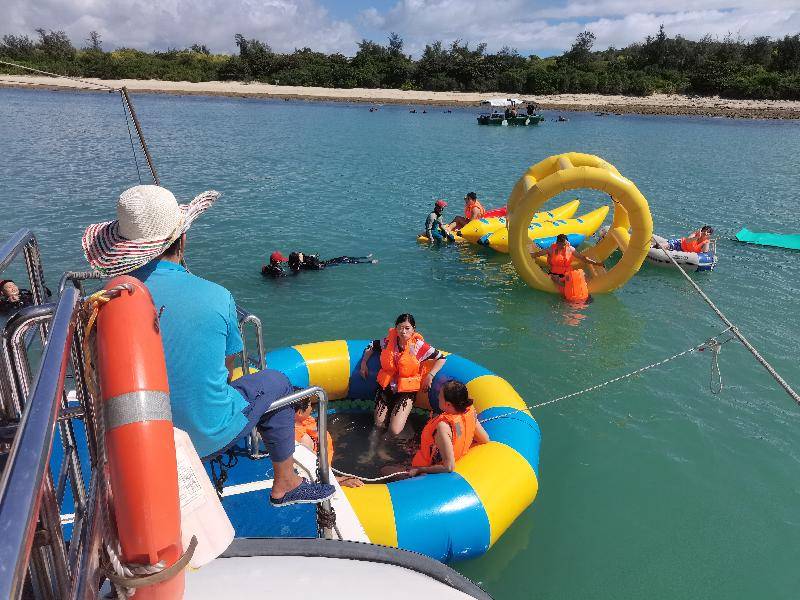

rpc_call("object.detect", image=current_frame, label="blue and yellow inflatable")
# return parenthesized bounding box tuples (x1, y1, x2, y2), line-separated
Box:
(266, 340, 541, 562)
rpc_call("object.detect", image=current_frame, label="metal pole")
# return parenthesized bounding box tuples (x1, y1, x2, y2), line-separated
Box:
(120, 87, 159, 186)
(314, 388, 334, 540)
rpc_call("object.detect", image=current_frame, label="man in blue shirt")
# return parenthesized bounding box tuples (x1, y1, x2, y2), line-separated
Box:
(83, 185, 334, 507)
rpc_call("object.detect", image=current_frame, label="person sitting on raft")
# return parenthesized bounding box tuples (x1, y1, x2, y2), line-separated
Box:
(530, 233, 604, 286)
(424, 200, 455, 243)
(359, 313, 446, 436)
(384, 380, 489, 478)
(288, 251, 377, 272)
(447, 192, 487, 231)
(261, 251, 288, 278)
(660, 226, 714, 254)
(294, 397, 363, 488)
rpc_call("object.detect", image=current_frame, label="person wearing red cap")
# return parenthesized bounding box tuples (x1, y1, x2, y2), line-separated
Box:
(424, 199, 455, 243)
(262, 251, 288, 278)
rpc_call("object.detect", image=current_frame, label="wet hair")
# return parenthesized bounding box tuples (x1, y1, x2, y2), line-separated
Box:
(395, 313, 415, 328)
(295, 397, 311, 413)
(466, 192, 477, 200)
(288, 252, 301, 272)
(442, 380, 473, 413)
(556, 233, 568, 244)
(701, 226, 714, 234)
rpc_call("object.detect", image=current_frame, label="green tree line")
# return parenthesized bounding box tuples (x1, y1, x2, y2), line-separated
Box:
(2, 26, 800, 99)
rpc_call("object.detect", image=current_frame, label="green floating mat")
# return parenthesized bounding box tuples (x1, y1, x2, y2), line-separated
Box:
(736, 228, 800, 251)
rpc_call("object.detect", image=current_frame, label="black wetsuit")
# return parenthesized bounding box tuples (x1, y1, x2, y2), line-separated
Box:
(293, 255, 374, 271)
(0, 289, 34, 314)
(261, 264, 286, 278)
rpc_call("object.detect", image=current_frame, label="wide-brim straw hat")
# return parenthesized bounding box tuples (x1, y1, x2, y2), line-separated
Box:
(82, 185, 220, 277)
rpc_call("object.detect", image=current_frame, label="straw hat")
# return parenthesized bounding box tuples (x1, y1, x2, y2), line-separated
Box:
(82, 185, 220, 276)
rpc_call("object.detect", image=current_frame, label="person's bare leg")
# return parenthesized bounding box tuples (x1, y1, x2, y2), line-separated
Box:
(374, 398, 389, 428)
(388, 399, 414, 436)
(270, 457, 303, 499)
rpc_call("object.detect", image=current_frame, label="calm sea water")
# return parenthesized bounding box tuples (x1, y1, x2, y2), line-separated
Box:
(1, 87, 799, 599)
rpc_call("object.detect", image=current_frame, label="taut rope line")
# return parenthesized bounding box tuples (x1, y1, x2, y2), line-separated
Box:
(654, 241, 800, 405)
(0, 59, 118, 91)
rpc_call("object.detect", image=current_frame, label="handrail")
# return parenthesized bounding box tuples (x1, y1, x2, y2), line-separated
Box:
(0, 287, 80, 600)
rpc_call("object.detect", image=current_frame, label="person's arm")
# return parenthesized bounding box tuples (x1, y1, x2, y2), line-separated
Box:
(530, 248, 548, 259)
(469, 206, 481, 220)
(425, 214, 436, 242)
(422, 356, 446, 390)
(410, 423, 455, 476)
(360, 341, 377, 378)
(473, 414, 490, 445)
(575, 252, 604, 267)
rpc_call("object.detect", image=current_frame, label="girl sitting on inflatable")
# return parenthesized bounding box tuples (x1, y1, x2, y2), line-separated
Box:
(359, 313, 446, 436)
(383, 380, 489, 478)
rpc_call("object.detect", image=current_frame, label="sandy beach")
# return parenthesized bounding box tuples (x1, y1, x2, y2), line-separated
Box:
(1, 75, 799, 119)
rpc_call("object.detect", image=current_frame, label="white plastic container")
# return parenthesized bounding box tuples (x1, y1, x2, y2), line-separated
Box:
(173, 428, 235, 568)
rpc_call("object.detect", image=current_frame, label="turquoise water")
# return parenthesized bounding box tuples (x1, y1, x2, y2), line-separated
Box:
(2, 88, 799, 598)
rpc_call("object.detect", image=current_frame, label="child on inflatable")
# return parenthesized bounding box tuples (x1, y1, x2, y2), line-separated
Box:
(359, 313, 446, 436)
(382, 380, 490, 479)
(294, 398, 363, 488)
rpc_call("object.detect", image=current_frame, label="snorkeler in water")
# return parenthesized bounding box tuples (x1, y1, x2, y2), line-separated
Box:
(287, 252, 377, 273)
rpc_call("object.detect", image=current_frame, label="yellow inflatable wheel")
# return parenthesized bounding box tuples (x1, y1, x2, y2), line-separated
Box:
(508, 152, 653, 294)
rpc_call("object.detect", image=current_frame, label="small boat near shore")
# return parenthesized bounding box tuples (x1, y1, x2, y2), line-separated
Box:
(477, 98, 544, 126)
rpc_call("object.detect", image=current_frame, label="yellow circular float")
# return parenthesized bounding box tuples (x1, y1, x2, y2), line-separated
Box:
(507, 152, 653, 294)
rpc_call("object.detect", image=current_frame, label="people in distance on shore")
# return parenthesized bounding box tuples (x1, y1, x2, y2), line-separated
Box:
(424, 199, 455, 243)
(530, 233, 604, 287)
(294, 397, 363, 488)
(287, 251, 377, 273)
(448, 191, 487, 230)
(383, 380, 489, 479)
(262, 251, 288, 278)
(0, 279, 34, 313)
(659, 226, 714, 253)
(82, 185, 335, 507)
(359, 313, 446, 436)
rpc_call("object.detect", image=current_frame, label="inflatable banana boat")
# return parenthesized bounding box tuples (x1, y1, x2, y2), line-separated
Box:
(459, 199, 581, 243)
(265, 340, 540, 563)
(482, 205, 610, 254)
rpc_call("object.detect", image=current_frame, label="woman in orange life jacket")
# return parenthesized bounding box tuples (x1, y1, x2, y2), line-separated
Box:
(659, 225, 714, 254)
(294, 398, 364, 488)
(530, 233, 604, 287)
(447, 192, 487, 232)
(382, 380, 490, 479)
(359, 313, 446, 436)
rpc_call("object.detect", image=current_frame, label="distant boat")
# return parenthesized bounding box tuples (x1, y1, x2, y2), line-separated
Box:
(735, 228, 800, 251)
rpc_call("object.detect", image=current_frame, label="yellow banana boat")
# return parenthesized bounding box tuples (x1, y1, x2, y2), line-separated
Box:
(483, 205, 610, 254)
(459, 199, 580, 243)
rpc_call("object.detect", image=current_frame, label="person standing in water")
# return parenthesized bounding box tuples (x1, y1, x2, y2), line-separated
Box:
(359, 313, 446, 436)
(530, 233, 603, 286)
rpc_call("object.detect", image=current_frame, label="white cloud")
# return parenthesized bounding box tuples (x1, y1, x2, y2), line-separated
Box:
(367, 0, 800, 55)
(0, 0, 361, 54)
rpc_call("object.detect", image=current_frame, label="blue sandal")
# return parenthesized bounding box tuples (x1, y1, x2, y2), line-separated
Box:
(270, 478, 336, 507)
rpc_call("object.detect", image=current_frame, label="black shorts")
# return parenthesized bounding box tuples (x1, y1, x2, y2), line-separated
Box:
(375, 386, 416, 416)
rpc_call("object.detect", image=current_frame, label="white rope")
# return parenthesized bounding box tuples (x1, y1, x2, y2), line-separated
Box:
(479, 330, 733, 424)
(104, 539, 164, 599)
(331, 467, 409, 483)
(0, 59, 118, 91)
(654, 240, 800, 405)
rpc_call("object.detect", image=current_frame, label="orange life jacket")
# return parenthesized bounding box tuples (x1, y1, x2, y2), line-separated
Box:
(680, 233, 707, 253)
(294, 415, 334, 463)
(563, 268, 589, 302)
(376, 328, 424, 392)
(547, 243, 575, 275)
(464, 199, 486, 220)
(412, 406, 477, 467)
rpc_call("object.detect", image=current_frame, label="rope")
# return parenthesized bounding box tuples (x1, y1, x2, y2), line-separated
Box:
(330, 467, 409, 483)
(119, 92, 143, 184)
(478, 329, 734, 425)
(654, 240, 800, 406)
(0, 59, 118, 91)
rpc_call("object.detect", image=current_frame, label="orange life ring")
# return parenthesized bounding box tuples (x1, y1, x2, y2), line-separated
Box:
(96, 276, 184, 599)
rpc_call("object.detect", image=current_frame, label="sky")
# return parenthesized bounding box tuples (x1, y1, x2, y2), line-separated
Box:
(2, 0, 799, 57)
